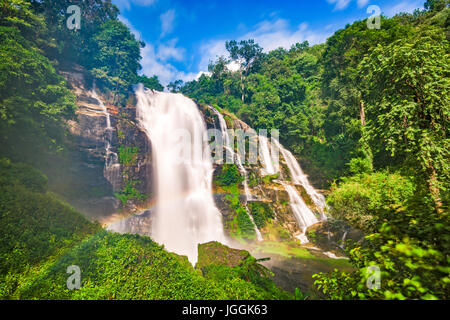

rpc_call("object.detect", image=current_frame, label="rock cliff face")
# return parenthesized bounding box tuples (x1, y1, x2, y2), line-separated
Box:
(56, 71, 339, 251)
(57, 65, 153, 223)
(200, 105, 314, 242)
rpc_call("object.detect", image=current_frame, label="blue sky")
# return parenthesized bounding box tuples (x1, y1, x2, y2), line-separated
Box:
(112, 0, 425, 85)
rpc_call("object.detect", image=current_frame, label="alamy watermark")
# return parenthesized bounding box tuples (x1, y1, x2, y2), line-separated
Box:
(366, 265, 381, 290)
(66, 265, 81, 290)
(367, 5, 381, 30)
(66, 5, 81, 31)
(168, 128, 281, 170)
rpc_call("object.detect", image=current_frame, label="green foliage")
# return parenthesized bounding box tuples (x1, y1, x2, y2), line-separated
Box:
(327, 172, 415, 233)
(118, 146, 139, 166)
(114, 180, 146, 206)
(91, 19, 143, 102)
(0, 161, 99, 296)
(215, 164, 244, 186)
(0, 22, 76, 161)
(136, 75, 164, 91)
(0, 158, 48, 192)
(248, 202, 274, 229)
(222, 184, 256, 240)
(316, 172, 449, 299)
(360, 31, 450, 203)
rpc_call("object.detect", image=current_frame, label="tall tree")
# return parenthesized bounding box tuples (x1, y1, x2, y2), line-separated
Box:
(91, 19, 143, 103)
(225, 39, 263, 103)
(360, 31, 449, 211)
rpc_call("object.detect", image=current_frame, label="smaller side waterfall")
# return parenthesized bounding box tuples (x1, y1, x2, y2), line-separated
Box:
(258, 138, 326, 243)
(277, 143, 327, 216)
(211, 107, 263, 241)
(283, 184, 319, 243)
(91, 89, 121, 192)
(259, 135, 277, 176)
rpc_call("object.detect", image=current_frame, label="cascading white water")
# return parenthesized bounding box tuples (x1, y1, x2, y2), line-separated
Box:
(91, 89, 121, 192)
(283, 184, 319, 243)
(135, 86, 226, 264)
(276, 142, 327, 217)
(210, 107, 263, 241)
(259, 135, 276, 176)
(258, 138, 326, 242)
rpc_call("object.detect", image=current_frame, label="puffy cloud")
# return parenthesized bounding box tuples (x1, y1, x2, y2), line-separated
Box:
(140, 44, 199, 86)
(357, 0, 370, 8)
(327, 0, 371, 10)
(157, 39, 185, 62)
(327, 0, 352, 10)
(113, 0, 156, 11)
(198, 18, 331, 73)
(160, 9, 176, 38)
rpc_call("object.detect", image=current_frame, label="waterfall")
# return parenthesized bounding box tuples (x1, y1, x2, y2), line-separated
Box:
(259, 135, 276, 176)
(275, 141, 327, 219)
(135, 86, 226, 264)
(210, 107, 263, 241)
(91, 89, 121, 192)
(283, 184, 319, 243)
(339, 230, 349, 250)
(258, 138, 326, 242)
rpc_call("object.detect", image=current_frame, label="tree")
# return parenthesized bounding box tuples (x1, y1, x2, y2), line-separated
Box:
(424, 0, 449, 12)
(29, 0, 119, 67)
(136, 75, 164, 91)
(167, 79, 184, 93)
(0, 36, 76, 158)
(91, 19, 143, 103)
(225, 39, 263, 102)
(360, 31, 450, 212)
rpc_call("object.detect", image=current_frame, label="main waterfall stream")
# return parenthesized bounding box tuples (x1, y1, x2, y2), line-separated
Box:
(135, 85, 226, 264)
(108, 85, 328, 262)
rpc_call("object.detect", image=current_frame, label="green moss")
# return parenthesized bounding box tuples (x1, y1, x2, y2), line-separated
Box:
(262, 172, 280, 185)
(114, 180, 146, 206)
(214, 164, 243, 186)
(248, 202, 274, 229)
(118, 146, 139, 166)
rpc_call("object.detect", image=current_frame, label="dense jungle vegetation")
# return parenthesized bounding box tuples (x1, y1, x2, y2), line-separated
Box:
(178, 0, 450, 300)
(0, 0, 449, 300)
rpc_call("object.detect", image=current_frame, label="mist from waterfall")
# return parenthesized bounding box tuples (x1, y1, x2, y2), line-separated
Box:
(135, 86, 226, 264)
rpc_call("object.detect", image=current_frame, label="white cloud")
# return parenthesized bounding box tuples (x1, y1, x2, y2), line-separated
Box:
(327, 0, 371, 10)
(140, 44, 198, 86)
(227, 61, 241, 72)
(243, 19, 330, 51)
(160, 9, 176, 38)
(357, 0, 370, 8)
(117, 16, 193, 86)
(327, 0, 352, 10)
(114, 0, 156, 11)
(198, 18, 331, 74)
(384, 0, 423, 17)
(157, 39, 185, 62)
(198, 40, 228, 73)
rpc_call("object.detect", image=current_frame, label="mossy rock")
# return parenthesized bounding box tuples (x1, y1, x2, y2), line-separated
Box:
(196, 241, 250, 269)
(295, 185, 315, 209)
